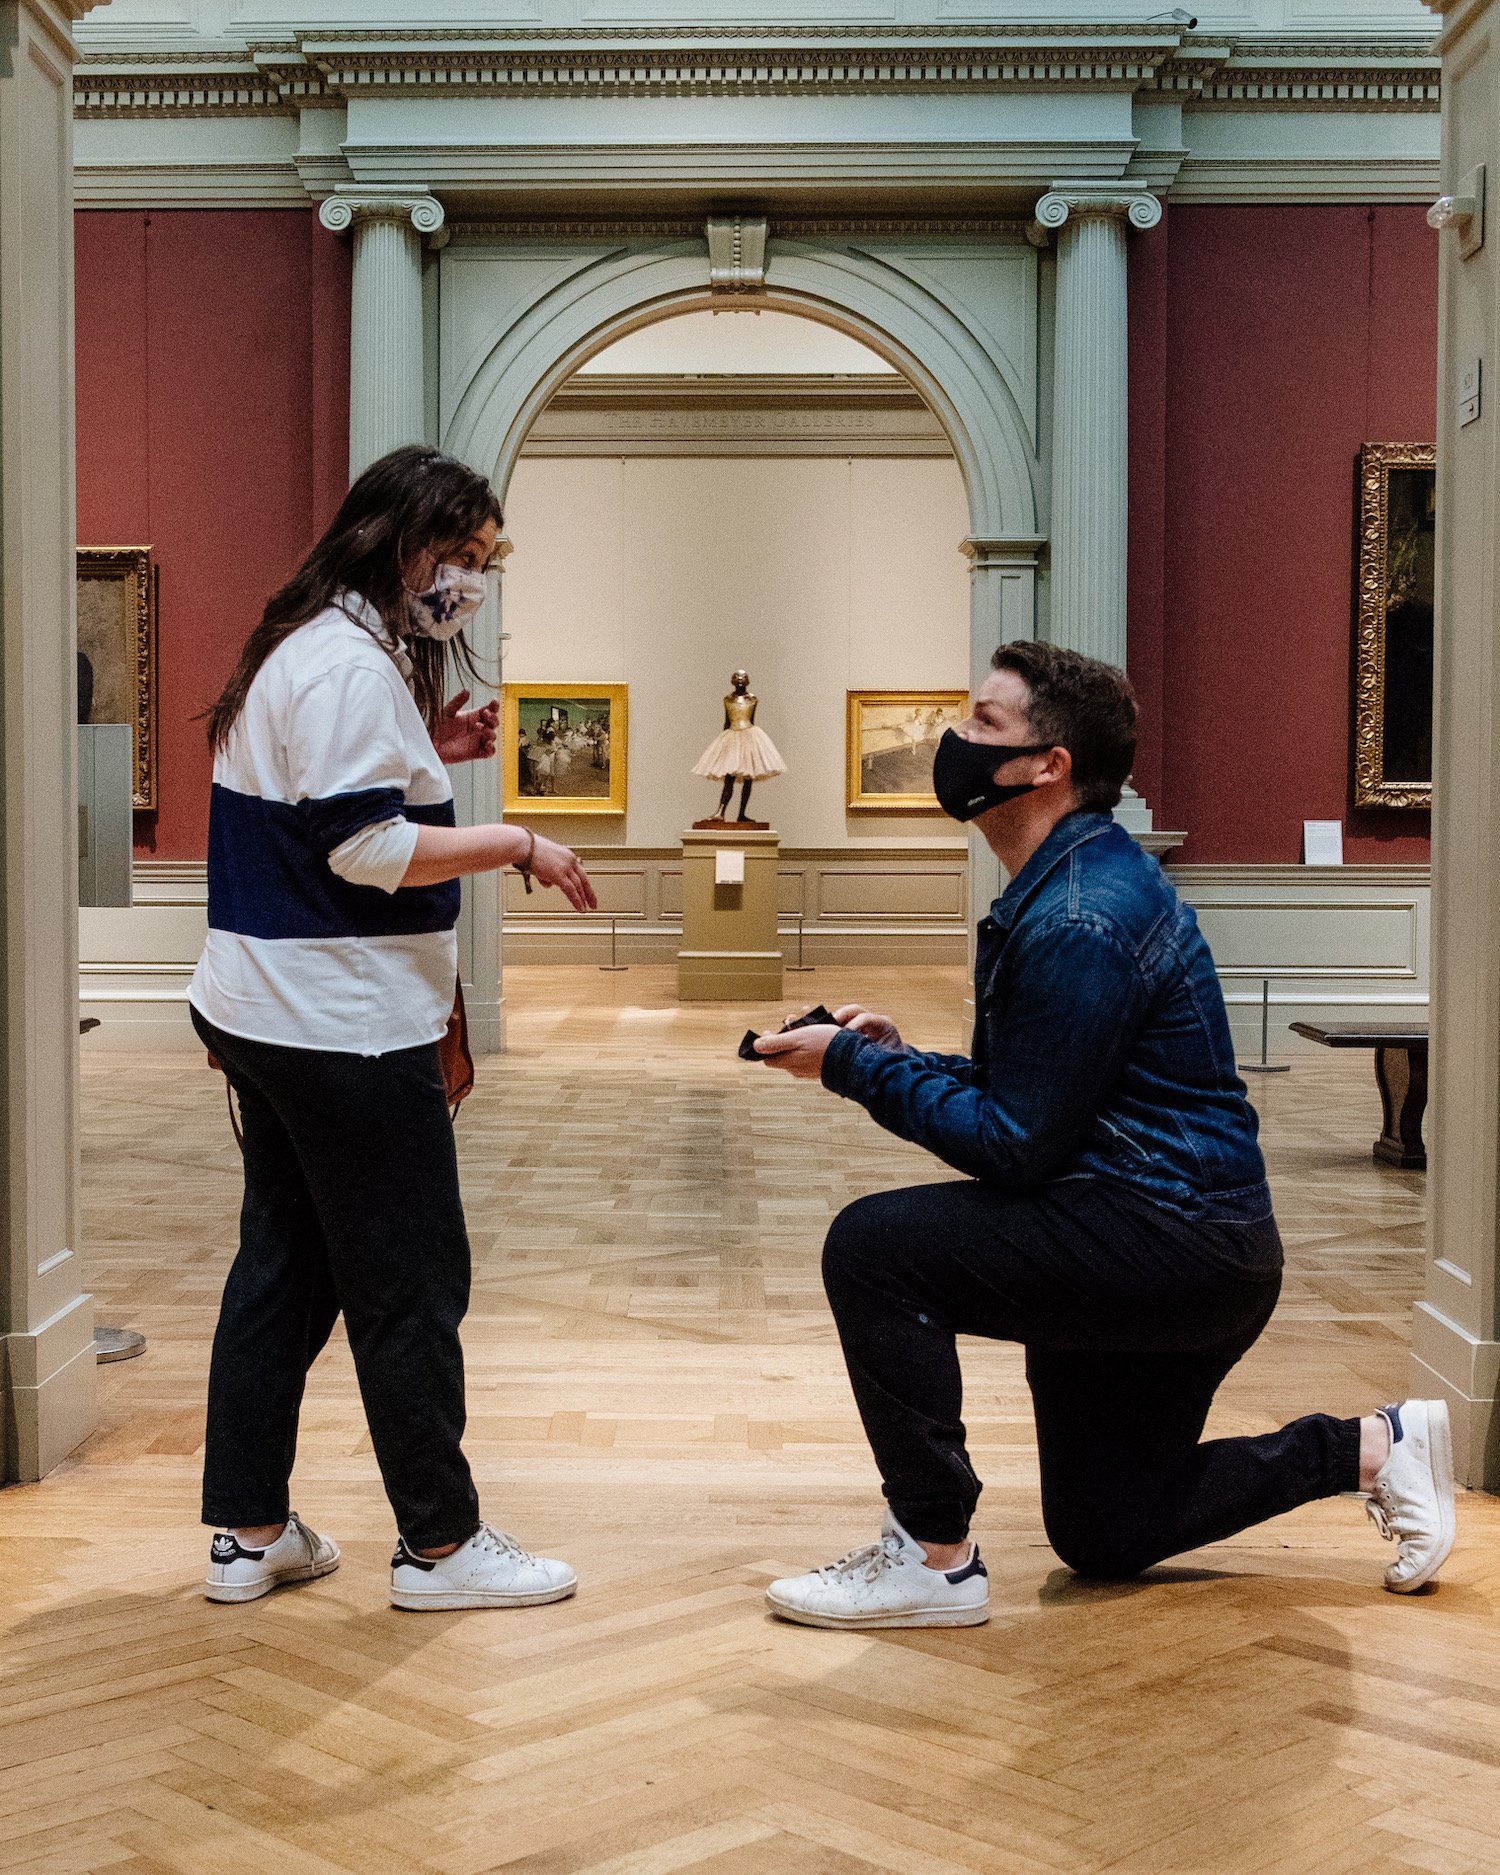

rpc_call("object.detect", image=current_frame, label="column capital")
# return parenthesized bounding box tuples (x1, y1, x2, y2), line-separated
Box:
(319, 187, 448, 247)
(962, 536, 1047, 571)
(1029, 185, 1163, 245)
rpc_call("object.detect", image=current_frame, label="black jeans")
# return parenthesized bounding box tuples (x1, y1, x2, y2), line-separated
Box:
(822, 1176, 1362, 1573)
(192, 1008, 481, 1548)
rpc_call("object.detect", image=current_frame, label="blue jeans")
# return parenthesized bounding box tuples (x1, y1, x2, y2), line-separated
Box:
(821, 1176, 1361, 1568)
(192, 1008, 481, 1549)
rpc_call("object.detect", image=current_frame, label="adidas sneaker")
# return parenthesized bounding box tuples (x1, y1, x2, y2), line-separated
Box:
(204, 1513, 340, 1603)
(389, 1522, 577, 1611)
(1365, 1398, 1457, 1592)
(766, 1512, 990, 1630)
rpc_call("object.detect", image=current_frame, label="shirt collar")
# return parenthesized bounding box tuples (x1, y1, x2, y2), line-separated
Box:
(988, 810, 1115, 932)
(337, 591, 414, 687)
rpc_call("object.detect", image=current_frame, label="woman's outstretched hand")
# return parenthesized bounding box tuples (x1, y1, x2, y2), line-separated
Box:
(434, 690, 499, 765)
(525, 834, 598, 913)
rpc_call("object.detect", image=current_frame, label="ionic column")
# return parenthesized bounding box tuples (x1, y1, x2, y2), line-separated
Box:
(1032, 185, 1162, 831)
(318, 187, 447, 476)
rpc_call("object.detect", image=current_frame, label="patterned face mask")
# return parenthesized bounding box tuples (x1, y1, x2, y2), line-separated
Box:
(405, 563, 487, 641)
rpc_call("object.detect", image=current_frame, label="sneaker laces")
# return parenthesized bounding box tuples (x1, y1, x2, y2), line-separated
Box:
(814, 1534, 903, 1585)
(1365, 1481, 1420, 1543)
(473, 1523, 538, 1564)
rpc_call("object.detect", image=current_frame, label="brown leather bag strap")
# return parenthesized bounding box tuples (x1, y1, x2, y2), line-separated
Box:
(438, 979, 475, 1119)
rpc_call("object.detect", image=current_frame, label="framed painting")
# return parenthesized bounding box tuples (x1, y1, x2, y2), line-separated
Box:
(846, 688, 970, 812)
(1354, 443, 1436, 810)
(503, 683, 628, 815)
(77, 545, 157, 810)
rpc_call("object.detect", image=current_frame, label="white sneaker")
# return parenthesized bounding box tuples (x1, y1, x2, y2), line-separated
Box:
(1365, 1399, 1457, 1593)
(204, 1513, 340, 1603)
(389, 1522, 578, 1611)
(766, 1512, 990, 1630)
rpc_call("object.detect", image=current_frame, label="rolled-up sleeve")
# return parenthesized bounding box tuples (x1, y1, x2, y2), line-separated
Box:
(327, 817, 420, 894)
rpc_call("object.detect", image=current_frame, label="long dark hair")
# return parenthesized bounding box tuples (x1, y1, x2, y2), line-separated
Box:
(206, 445, 503, 751)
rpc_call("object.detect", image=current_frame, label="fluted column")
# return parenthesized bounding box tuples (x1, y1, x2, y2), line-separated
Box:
(1033, 185, 1162, 831)
(318, 187, 447, 476)
(446, 539, 511, 1057)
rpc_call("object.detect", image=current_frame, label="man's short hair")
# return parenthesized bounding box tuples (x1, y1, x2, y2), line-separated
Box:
(990, 641, 1138, 814)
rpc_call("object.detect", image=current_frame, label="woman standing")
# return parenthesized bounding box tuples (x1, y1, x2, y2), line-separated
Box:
(190, 445, 597, 1611)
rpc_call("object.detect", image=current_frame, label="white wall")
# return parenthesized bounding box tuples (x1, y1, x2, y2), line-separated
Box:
(500, 452, 972, 849)
(580, 310, 895, 375)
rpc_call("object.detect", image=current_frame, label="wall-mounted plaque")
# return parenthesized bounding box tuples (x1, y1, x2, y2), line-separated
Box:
(77, 546, 157, 810)
(1355, 443, 1435, 811)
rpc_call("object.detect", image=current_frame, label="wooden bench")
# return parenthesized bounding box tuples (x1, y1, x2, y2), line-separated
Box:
(1288, 1021, 1429, 1170)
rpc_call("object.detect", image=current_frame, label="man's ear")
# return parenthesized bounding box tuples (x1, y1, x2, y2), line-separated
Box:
(1041, 744, 1073, 787)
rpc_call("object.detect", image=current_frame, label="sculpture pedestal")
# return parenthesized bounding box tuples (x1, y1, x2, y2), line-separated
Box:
(677, 827, 783, 1002)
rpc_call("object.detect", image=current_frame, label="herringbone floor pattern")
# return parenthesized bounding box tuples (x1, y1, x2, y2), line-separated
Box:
(4, 966, 1498, 1875)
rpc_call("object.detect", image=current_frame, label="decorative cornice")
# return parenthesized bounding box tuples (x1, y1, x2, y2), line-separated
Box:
(1154, 36, 1440, 110)
(72, 26, 1440, 119)
(450, 215, 1031, 242)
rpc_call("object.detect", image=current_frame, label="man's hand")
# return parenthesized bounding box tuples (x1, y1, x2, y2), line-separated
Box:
(831, 1005, 905, 1053)
(525, 833, 599, 913)
(754, 1024, 841, 1078)
(434, 690, 499, 765)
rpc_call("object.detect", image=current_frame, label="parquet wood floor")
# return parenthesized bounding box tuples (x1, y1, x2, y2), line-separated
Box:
(5, 966, 1499, 1875)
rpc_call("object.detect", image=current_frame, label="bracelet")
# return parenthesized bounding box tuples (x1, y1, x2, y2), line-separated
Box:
(516, 827, 536, 894)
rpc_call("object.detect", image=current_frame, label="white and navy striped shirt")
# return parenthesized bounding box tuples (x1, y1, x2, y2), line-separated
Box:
(188, 597, 459, 1055)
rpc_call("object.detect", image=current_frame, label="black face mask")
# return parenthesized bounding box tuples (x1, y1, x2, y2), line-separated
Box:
(931, 728, 1051, 823)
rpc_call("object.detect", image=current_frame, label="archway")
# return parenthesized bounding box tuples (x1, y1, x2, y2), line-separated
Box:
(436, 228, 1048, 1047)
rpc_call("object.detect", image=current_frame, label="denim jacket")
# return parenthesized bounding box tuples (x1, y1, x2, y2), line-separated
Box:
(821, 811, 1272, 1221)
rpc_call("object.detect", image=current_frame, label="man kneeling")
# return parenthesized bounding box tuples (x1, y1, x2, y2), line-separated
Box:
(755, 641, 1455, 1629)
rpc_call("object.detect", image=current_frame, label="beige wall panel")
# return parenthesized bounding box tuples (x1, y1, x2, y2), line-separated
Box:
(777, 871, 808, 915)
(1193, 902, 1421, 978)
(501, 452, 970, 850)
(819, 867, 968, 920)
(504, 866, 647, 917)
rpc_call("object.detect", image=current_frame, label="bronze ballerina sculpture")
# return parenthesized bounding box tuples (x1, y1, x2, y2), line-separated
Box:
(691, 669, 786, 829)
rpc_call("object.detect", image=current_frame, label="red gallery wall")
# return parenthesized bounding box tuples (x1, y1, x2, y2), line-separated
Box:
(75, 210, 350, 860)
(1130, 204, 1437, 864)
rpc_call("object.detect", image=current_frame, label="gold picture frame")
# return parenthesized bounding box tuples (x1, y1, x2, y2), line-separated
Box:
(1354, 442, 1435, 811)
(846, 688, 970, 812)
(77, 545, 157, 810)
(503, 683, 628, 815)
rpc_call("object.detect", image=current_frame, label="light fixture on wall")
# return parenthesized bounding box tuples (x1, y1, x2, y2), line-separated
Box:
(1147, 8, 1198, 26)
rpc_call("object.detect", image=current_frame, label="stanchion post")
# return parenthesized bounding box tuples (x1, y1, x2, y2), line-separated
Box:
(1238, 976, 1290, 1074)
(787, 909, 815, 972)
(600, 914, 628, 972)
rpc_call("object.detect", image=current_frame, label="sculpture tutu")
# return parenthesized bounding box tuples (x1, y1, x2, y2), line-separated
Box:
(692, 721, 786, 781)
